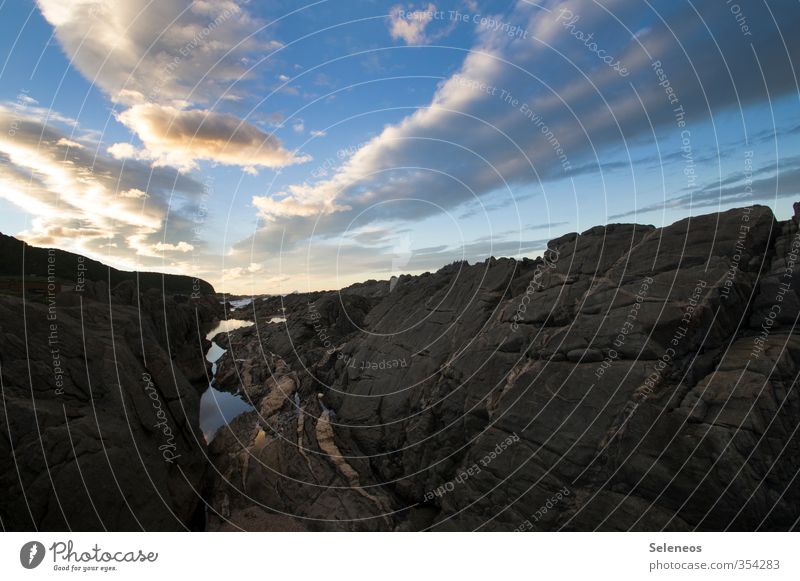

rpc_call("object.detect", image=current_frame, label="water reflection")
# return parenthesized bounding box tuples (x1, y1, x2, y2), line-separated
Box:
(199, 384, 253, 443)
(206, 318, 254, 340)
(200, 319, 255, 442)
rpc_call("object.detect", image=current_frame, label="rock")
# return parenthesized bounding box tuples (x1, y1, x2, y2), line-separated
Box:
(205, 204, 800, 531)
(258, 375, 297, 417)
(0, 235, 221, 531)
(566, 348, 604, 362)
(6, 204, 799, 532)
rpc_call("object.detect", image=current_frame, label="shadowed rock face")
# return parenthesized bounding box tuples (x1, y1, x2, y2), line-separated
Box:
(0, 232, 215, 295)
(0, 239, 222, 531)
(2, 204, 799, 532)
(207, 205, 800, 531)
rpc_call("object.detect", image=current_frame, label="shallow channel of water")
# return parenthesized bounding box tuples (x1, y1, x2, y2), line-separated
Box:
(199, 319, 255, 442)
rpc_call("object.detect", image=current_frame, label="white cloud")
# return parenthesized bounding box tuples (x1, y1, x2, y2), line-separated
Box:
(119, 188, 149, 199)
(0, 104, 206, 272)
(107, 142, 138, 159)
(152, 241, 194, 253)
(252, 181, 351, 221)
(388, 3, 437, 44)
(36, 0, 302, 174)
(55, 138, 83, 149)
(36, 0, 261, 107)
(116, 104, 310, 172)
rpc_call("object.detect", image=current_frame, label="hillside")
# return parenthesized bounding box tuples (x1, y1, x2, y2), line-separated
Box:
(0, 232, 214, 295)
(0, 234, 222, 530)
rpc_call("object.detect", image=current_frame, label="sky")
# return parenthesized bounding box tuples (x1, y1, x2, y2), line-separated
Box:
(0, 0, 799, 295)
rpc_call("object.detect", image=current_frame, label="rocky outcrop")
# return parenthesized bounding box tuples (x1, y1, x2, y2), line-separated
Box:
(0, 236, 221, 531)
(0, 232, 214, 295)
(207, 205, 800, 531)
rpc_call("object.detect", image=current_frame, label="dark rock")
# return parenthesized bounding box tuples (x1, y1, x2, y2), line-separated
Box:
(205, 204, 800, 531)
(5, 204, 799, 532)
(0, 235, 221, 531)
(567, 348, 604, 362)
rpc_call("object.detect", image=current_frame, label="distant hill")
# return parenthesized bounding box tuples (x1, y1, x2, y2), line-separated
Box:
(0, 232, 215, 295)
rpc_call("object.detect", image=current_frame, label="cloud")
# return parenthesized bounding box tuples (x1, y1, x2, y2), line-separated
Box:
(36, 0, 301, 174)
(55, 138, 83, 149)
(120, 188, 149, 199)
(116, 104, 310, 172)
(259, 0, 800, 223)
(388, 3, 438, 44)
(36, 0, 265, 107)
(221, 262, 265, 280)
(252, 183, 351, 220)
(153, 241, 194, 253)
(238, 0, 800, 291)
(0, 104, 205, 272)
(526, 220, 569, 231)
(107, 142, 138, 159)
(609, 157, 800, 220)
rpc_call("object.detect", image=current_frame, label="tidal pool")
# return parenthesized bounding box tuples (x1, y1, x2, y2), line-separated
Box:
(206, 318, 254, 340)
(200, 319, 256, 442)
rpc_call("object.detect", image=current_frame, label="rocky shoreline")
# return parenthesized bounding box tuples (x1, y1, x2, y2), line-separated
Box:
(0, 236, 222, 530)
(2, 203, 799, 531)
(204, 204, 800, 531)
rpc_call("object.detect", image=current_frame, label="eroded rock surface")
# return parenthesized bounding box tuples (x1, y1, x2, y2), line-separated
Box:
(206, 205, 800, 531)
(0, 239, 221, 531)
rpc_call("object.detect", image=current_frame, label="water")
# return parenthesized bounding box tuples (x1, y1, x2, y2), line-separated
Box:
(206, 318, 254, 340)
(199, 384, 253, 443)
(228, 297, 253, 311)
(205, 342, 226, 375)
(200, 319, 256, 442)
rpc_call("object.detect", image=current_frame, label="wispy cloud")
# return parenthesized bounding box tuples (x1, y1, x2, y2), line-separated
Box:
(609, 157, 800, 220)
(111, 104, 309, 173)
(0, 105, 205, 270)
(36, 0, 306, 174)
(237, 0, 800, 290)
(388, 3, 438, 44)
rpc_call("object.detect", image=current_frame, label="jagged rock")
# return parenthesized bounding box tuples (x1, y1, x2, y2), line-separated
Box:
(206, 204, 800, 531)
(4, 204, 795, 532)
(0, 236, 221, 531)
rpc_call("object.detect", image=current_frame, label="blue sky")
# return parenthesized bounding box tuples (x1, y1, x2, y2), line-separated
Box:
(0, 0, 798, 294)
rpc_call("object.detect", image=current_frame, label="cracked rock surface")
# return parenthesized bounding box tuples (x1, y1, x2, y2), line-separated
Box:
(0, 234, 221, 531)
(207, 205, 800, 531)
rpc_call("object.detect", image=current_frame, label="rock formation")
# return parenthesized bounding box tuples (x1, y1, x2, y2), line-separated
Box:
(0, 237, 221, 530)
(206, 205, 799, 531)
(2, 203, 799, 532)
